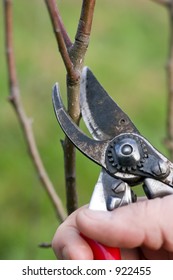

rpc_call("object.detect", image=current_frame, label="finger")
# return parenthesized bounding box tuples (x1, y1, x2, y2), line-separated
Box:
(52, 226, 93, 259)
(76, 195, 173, 251)
(52, 209, 93, 260)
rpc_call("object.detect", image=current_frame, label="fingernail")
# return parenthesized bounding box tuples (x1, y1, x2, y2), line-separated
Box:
(62, 247, 70, 260)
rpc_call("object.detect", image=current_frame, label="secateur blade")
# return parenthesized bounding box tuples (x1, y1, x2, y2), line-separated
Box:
(80, 67, 139, 140)
(52, 83, 109, 168)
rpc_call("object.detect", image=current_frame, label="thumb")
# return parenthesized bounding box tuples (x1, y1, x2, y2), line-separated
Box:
(76, 195, 173, 251)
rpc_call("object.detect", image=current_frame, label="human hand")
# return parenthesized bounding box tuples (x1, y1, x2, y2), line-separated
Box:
(52, 196, 173, 260)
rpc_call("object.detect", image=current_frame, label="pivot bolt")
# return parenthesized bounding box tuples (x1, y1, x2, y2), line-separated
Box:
(121, 144, 133, 155)
(115, 138, 141, 167)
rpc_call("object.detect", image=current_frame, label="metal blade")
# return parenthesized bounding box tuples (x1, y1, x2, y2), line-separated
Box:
(52, 83, 109, 168)
(80, 67, 139, 140)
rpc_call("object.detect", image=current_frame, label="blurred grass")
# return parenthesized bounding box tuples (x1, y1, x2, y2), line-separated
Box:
(0, 0, 169, 259)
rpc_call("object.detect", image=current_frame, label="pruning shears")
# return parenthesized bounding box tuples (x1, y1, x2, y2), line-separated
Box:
(52, 67, 173, 260)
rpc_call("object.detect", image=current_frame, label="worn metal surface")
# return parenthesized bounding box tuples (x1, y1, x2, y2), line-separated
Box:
(80, 67, 139, 140)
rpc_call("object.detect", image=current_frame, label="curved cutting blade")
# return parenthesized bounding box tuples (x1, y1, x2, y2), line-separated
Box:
(80, 67, 139, 140)
(52, 83, 108, 168)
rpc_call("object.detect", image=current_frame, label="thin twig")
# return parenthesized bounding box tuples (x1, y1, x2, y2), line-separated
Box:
(45, 0, 79, 214)
(151, 0, 173, 159)
(38, 242, 52, 248)
(45, 0, 96, 214)
(45, 0, 79, 81)
(45, 0, 72, 48)
(3, 0, 66, 222)
(165, 2, 173, 159)
(64, 0, 96, 215)
(151, 0, 171, 7)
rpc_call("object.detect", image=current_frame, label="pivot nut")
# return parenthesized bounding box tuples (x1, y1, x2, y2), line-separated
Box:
(115, 138, 140, 167)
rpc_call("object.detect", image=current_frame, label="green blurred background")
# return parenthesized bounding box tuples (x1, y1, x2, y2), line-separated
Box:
(0, 0, 169, 259)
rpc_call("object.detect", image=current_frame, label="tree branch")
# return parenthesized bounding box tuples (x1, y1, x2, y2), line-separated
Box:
(45, 0, 79, 81)
(45, 0, 72, 48)
(3, 0, 66, 222)
(151, 0, 171, 7)
(165, 3, 173, 159)
(64, 0, 96, 214)
(45, 0, 96, 214)
(72, 0, 96, 67)
(151, 0, 173, 159)
(63, 1, 96, 215)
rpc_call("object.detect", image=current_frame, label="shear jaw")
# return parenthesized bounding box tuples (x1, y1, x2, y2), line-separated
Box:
(52, 83, 108, 168)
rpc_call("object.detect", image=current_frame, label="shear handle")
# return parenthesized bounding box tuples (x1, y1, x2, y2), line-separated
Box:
(80, 233, 121, 260)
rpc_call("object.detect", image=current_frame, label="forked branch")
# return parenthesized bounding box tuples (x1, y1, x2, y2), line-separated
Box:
(45, 0, 96, 214)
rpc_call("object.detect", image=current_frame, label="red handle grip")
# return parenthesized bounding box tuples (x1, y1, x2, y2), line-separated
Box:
(81, 234, 121, 260)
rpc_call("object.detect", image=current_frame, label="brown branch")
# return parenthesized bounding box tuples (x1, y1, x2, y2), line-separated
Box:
(165, 3, 173, 159)
(72, 0, 96, 66)
(45, 0, 79, 214)
(150, 0, 173, 158)
(151, 0, 173, 159)
(38, 242, 52, 248)
(3, 0, 66, 222)
(63, 0, 96, 214)
(45, 0, 72, 48)
(45, 0, 96, 214)
(151, 0, 171, 7)
(45, 0, 79, 81)
(63, 1, 96, 215)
